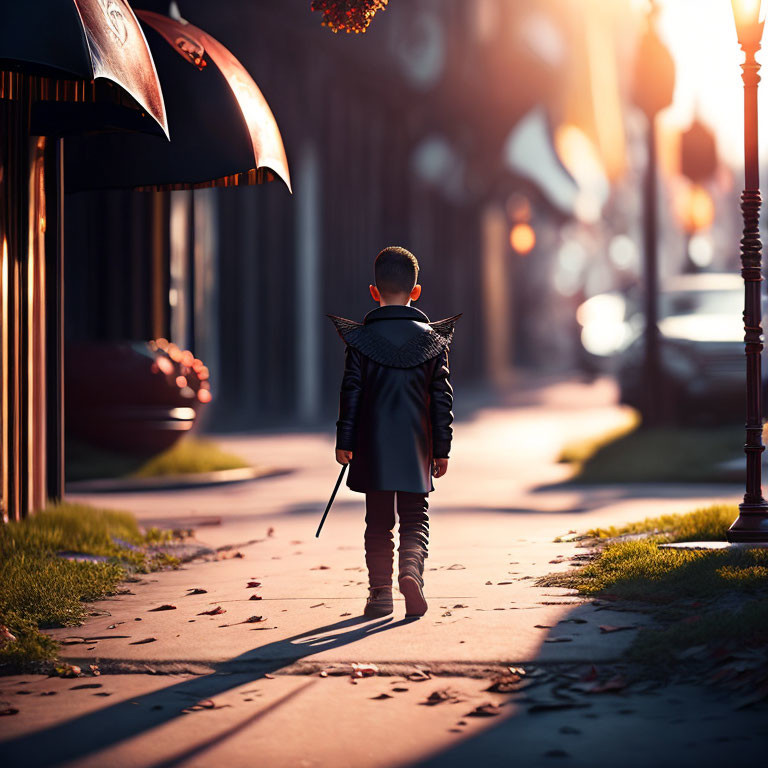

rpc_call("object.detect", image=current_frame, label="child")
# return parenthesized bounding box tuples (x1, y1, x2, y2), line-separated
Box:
(329, 246, 460, 618)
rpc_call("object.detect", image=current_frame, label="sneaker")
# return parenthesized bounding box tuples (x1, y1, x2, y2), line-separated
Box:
(398, 575, 428, 617)
(364, 586, 393, 618)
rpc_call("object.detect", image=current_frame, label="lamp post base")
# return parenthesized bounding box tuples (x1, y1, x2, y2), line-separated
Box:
(727, 501, 768, 542)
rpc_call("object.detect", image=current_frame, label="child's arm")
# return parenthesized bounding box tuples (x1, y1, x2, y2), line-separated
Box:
(335, 347, 363, 464)
(429, 350, 453, 477)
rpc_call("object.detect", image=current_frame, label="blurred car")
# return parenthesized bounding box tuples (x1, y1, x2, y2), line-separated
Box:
(615, 273, 757, 423)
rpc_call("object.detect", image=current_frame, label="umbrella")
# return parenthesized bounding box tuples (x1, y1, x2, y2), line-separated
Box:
(0, 0, 169, 522)
(0, 0, 167, 136)
(65, 7, 291, 191)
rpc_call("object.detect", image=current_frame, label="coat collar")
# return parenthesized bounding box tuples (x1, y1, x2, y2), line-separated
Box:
(363, 305, 430, 324)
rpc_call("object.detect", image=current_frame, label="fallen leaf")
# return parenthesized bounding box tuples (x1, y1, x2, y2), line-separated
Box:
(52, 664, 81, 678)
(486, 674, 523, 693)
(267, 527, 275, 537)
(149, 605, 177, 612)
(247, 582, 262, 588)
(244, 616, 265, 623)
(186, 588, 207, 595)
(559, 618, 587, 625)
(40, 691, 57, 696)
(586, 675, 627, 694)
(352, 663, 379, 678)
(466, 702, 502, 717)
(340, 612, 352, 617)
(446, 564, 466, 570)
(198, 606, 226, 616)
(372, 693, 393, 700)
(392, 687, 409, 692)
(485, 581, 493, 585)
(311, 603, 326, 609)
(311, 566, 330, 571)
(534, 625, 553, 629)
(453, 604, 468, 609)
(599, 625, 637, 634)
(407, 670, 431, 682)
(496, 581, 514, 585)
(0, 708, 19, 716)
(422, 689, 460, 706)
(129, 638, 157, 645)
(70, 683, 102, 690)
(544, 637, 573, 643)
(249, 594, 263, 601)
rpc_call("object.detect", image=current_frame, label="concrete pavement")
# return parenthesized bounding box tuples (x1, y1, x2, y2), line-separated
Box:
(3, 376, 762, 768)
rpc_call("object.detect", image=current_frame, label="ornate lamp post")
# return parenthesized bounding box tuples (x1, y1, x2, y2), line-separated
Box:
(728, 0, 768, 542)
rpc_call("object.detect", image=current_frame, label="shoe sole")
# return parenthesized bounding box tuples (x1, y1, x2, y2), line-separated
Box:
(363, 604, 393, 618)
(399, 575, 428, 617)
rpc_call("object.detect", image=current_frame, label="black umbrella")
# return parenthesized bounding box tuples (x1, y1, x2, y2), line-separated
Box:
(65, 7, 291, 191)
(0, 0, 167, 136)
(0, 1, 169, 522)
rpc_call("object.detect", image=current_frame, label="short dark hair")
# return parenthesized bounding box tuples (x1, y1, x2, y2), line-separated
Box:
(374, 246, 419, 296)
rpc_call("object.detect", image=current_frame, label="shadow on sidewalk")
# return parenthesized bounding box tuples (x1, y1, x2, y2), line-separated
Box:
(3, 614, 413, 768)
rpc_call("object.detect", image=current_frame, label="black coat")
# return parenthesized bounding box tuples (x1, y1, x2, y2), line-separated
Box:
(330, 305, 459, 494)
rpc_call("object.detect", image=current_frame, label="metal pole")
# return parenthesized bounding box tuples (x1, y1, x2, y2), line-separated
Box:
(44, 137, 65, 502)
(728, 34, 768, 542)
(642, 118, 661, 425)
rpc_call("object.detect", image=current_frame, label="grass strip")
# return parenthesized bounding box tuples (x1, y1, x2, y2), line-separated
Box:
(0, 502, 174, 668)
(559, 421, 739, 484)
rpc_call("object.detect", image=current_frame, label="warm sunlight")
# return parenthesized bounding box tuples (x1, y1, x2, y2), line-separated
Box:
(655, 0, 767, 166)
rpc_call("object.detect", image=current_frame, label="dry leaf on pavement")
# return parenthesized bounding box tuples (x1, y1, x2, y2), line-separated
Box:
(129, 638, 157, 645)
(149, 605, 177, 612)
(247, 581, 261, 588)
(52, 664, 82, 678)
(198, 606, 226, 616)
(466, 702, 502, 717)
(352, 663, 379, 678)
(186, 588, 207, 595)
(599, 625, 636, 634)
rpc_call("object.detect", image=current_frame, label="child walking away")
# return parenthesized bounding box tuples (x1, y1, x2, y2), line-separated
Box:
(329, 246, 460, 618)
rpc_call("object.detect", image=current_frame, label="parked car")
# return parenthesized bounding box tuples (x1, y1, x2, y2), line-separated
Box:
(616, 273, 757, 423)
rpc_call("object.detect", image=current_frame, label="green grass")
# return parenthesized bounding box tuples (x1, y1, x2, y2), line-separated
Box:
(559, 421, 739, 484)
(134, 438, 249, 478)
(0, 502, 174, 668)
(67, 437, 249, 482)
(629, 598, 768, 665)
(551, 538, 768, 602)
(548, 505, 768, 668)
(585, 504, 736, 542)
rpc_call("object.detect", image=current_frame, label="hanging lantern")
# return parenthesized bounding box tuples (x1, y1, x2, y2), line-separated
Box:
(311, 0, 389, 34)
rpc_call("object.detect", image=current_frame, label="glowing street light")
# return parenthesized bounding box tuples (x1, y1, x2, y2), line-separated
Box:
(727, 0, 768, 542)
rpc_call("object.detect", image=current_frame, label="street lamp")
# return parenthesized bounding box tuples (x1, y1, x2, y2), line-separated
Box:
(728, 0, 768, 542)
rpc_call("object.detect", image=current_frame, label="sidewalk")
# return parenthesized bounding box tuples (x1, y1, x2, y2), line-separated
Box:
(3, 377, 763, 767)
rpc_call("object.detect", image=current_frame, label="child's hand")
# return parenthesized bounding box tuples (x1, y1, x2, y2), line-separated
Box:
(432, 458, 448, 478)
(336, 449, 353, 465)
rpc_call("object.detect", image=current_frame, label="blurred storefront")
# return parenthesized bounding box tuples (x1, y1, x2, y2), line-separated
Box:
(63, 0, 653, 433)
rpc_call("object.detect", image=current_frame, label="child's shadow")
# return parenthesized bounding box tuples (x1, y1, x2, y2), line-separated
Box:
(3, 615, 415, 768)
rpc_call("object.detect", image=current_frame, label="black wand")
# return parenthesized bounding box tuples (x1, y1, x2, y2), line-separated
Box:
(315, 462, 349, 538)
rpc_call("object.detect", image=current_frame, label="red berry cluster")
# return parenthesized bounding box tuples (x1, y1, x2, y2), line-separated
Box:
(310, 0, 389, 34)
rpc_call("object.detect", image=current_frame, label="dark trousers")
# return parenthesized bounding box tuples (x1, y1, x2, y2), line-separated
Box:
(365, 491, 429, 587)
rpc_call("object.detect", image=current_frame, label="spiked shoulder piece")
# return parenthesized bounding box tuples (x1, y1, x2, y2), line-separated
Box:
(328, 313, 461, 369)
